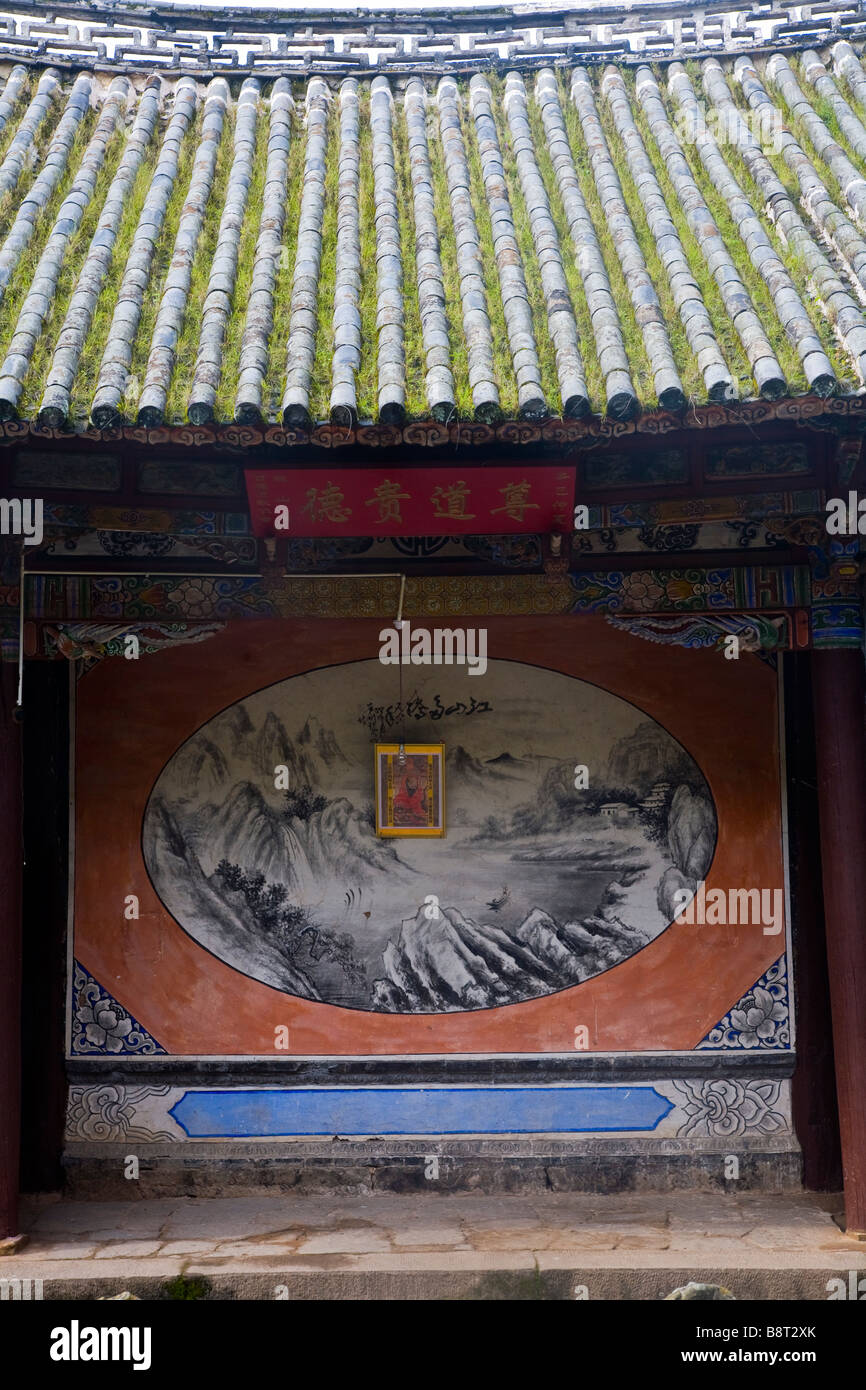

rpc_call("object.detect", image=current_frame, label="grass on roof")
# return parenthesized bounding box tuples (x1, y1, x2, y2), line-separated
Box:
(212, 92, 270, 422)
(262, 100, 307, 420)
(0, 106, 99, 384)
(13, 66, 860, 427)
(304, 96, 340, 423)
(592, 69, 704, 405)
(393, 91, 426, 420)
(831, 52, 866, 131)
(703, 70, 858, 390)
(70, 121, 163, 421)
(556, 68, 658, 408)
(0, 76, 70, 241)
(716, 65, 803, 203)
(163, 100, 237, 422)
(628, 67, 765, 394)
(718, 62, 866, 292)
(792, 61, 857, 155)
(356, 88, 378, 420)
(486, 73, 560, 413)
(524, 80, 605, 412)
(0, 71, 32, 189)
(664, 61, 808, 394)
(16, 118, 133, 420)
(459, 79, 519, 418)
(425, 92, 474, 416)
(764, 55, 864, 215)
(790, 52, 866, 170)
(123, 100, 203, 418)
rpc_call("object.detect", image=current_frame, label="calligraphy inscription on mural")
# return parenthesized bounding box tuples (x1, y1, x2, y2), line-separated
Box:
(358, 694, 493, 740)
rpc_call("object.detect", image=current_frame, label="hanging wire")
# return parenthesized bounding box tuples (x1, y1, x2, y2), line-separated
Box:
(17, 547, 24, 708)
(396, 573, 407, 764)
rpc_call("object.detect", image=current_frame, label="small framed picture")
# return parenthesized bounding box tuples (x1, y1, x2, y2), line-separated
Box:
(375, 743, 445, 837)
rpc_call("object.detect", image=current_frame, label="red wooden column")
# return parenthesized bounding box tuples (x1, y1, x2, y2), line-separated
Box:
(811, 648, 866, 1237)
(0, 663, 22, 1244)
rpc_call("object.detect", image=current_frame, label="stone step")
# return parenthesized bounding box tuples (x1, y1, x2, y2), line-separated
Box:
(5, 1190, 864, 1301)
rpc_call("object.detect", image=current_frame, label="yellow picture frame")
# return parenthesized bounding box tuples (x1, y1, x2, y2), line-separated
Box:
(375, 743, 446, 837)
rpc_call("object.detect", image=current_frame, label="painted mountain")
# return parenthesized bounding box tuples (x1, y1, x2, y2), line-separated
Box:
(142, 659, 717, 1012)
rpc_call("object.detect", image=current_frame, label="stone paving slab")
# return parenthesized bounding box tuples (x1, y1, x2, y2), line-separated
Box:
(3, 1191, 863, 1299)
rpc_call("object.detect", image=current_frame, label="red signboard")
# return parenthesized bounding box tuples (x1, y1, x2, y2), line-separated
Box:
(244, 466, 575, 537)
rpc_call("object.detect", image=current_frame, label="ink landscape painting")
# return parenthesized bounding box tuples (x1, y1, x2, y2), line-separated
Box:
(142, 660, 717, 1013)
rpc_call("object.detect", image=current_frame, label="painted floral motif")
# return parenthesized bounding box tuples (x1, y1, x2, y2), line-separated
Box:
(623, 571, 665, 610)
(79, 1002, 132, 1053)
(571, 564, 808, 617)
(697, 958, 789, 1050)
(66, 1085, 177, 1141)
(82, 574, 276, 622)
(71, 962, 164, 1055)
(673, 1080, 787, 1138)
(729, 989, 788, 1047)
(165, 578, 220, 618)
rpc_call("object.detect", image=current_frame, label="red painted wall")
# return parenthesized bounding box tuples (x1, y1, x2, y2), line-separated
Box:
(74, 615, 785, 1056)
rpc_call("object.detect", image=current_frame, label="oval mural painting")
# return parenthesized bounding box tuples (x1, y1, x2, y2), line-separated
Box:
(143, 659, 717, 1013)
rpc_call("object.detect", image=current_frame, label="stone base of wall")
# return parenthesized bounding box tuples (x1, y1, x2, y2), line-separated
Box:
(63, 1139, 802, 1200)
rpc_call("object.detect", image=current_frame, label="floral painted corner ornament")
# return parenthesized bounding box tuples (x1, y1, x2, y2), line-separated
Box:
(71, 962, 165, 1055)
(696, 957, 789, 1050)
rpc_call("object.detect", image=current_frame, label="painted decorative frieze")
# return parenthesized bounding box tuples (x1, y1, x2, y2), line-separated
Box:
(64, 1078, 793, 1144)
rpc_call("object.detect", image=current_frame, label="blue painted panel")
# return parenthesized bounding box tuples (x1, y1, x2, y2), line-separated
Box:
(169, 1086, 673, 1138)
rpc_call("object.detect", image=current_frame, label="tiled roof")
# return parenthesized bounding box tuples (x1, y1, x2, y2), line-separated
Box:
(4, 34, 866, 429)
